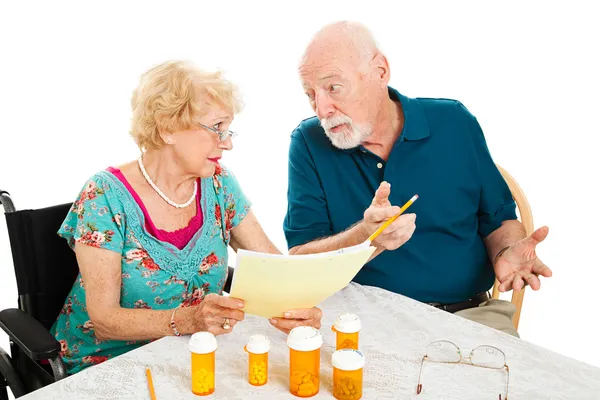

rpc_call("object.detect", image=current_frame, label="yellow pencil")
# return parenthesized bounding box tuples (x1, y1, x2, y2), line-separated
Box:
(146, 368, 157, 400)
(368, 195, 419, 242)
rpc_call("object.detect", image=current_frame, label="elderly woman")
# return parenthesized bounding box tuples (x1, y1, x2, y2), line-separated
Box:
(51, 60, 322, 374)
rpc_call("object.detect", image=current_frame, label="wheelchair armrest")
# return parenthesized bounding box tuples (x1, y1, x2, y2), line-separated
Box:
(0, 190, 16, 213)
(0, 308, 60, 361)
(223, 266, 235, 293)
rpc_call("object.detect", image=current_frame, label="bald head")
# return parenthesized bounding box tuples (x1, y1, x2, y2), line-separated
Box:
(298, 21, 391, 149)
(300, 21, 380, 72)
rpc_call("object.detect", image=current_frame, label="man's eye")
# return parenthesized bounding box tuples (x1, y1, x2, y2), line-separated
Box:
(306, 92, 315, 101)
(330, 84, 341, 92)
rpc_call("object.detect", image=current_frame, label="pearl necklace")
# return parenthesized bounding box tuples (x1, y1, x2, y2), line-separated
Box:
(137, 154, 197, 209)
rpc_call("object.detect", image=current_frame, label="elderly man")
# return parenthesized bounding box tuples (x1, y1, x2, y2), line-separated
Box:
(282, 21, 552, 337)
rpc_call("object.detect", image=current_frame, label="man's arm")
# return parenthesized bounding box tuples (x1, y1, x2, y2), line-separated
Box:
(483, 219, 526, 270)
(485, 220, 552, 291)
(289, 221, 386, 263)
(290, 182, 417, 261)
(289, 221, 368, 254)
(461, 101, 551, 291)
(284, 128, 416, 260)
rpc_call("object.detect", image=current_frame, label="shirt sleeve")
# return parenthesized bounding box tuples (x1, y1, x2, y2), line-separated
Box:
(214, 165, 251, 241)
(58, 174, 126, 254)
(283, 128, 332, 249)
(462, 105, 518, 238)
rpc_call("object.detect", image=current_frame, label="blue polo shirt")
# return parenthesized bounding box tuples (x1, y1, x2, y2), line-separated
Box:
(283, 87, 517, 304)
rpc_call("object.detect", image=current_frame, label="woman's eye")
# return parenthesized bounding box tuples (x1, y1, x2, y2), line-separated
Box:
(330, 84, 341, 92)
(212, 123, 222, 131)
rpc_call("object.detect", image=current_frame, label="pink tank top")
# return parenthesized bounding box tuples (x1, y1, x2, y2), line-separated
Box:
(107, 167, 203, 250)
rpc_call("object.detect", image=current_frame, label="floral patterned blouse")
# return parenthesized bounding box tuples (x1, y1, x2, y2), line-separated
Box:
(50, 164, 250, 374)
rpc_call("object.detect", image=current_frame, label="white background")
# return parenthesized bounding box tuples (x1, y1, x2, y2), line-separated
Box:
(0, 0, 598, 391)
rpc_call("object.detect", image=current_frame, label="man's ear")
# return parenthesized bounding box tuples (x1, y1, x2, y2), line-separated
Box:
(373, 53, 391, 87)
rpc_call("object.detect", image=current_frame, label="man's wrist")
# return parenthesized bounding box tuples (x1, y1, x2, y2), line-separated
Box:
(493, 245, 510, 266)
(356, 220, 372, 242)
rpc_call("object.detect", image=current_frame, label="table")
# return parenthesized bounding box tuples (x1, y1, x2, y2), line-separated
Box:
(21, 283, 600, 399)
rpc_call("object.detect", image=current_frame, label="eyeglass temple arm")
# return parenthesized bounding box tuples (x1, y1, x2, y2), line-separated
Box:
(416, 355, 427, 394)
(504, 364, 509, 400)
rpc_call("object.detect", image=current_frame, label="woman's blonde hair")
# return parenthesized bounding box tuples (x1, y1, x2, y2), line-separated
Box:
(130, 60, 243, 150)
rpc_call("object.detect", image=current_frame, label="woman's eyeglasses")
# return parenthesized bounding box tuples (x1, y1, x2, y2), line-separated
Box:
(197, 123, 238, 142)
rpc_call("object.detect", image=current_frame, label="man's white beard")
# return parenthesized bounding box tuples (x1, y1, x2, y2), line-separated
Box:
(320, 114, 372, 149)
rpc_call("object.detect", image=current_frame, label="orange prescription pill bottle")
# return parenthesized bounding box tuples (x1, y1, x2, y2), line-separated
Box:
(245, 334, 270, 386)
(189, 332, 218, 396)
(287, 326, 323, 397)
(332, 349, 365, 400)
(332, 313, 361, 350)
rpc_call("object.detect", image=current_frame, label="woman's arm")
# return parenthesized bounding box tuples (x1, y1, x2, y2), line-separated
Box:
(76, 242, 194, 341)
(229, 210, 281, 255)
(76, 243, 244, 341)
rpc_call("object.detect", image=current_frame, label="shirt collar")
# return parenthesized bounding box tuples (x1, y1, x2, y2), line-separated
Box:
(389, 86, 430, 141)
(340, 86, 430, 154)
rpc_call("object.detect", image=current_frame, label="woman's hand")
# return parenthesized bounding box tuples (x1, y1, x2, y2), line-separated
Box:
(191, 294, 246, 335)
(269, 307, 323, 334)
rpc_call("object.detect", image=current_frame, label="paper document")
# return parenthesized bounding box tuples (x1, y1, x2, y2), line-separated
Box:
(229, 241, 376, 318)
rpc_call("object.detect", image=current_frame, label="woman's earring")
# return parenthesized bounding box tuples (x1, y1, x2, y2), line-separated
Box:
(164, 137, 173, 145)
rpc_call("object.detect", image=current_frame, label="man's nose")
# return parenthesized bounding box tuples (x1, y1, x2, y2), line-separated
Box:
(314, 92, 335, 119)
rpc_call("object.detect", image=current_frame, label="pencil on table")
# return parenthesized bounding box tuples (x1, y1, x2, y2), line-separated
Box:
(146, 368, 157, 400)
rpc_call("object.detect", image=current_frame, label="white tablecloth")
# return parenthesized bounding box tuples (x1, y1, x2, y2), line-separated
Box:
(21, 283, 600, 399)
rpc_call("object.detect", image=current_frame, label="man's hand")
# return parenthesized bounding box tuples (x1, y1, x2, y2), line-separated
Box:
(363, 181, 416, 251)
(269, 307, 323, 335)
(496, 226, 553, 292)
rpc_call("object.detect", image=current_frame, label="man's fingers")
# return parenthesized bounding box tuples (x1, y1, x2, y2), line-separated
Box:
(367, 206, 401, 223)
(512, 277, 525, 292)
(392, 213, 417, 232)
(498, 273, 515, 292)
(376, 216, 417, 250)
(372, 181, 391, 206)
(524, 226, 549, 247)
(526, 274, 542, 290)
(380, 213, 416, 234)
(532, 262, 552, 278)
(498, 282, 508, 292)
(500, 270, 527, 292)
